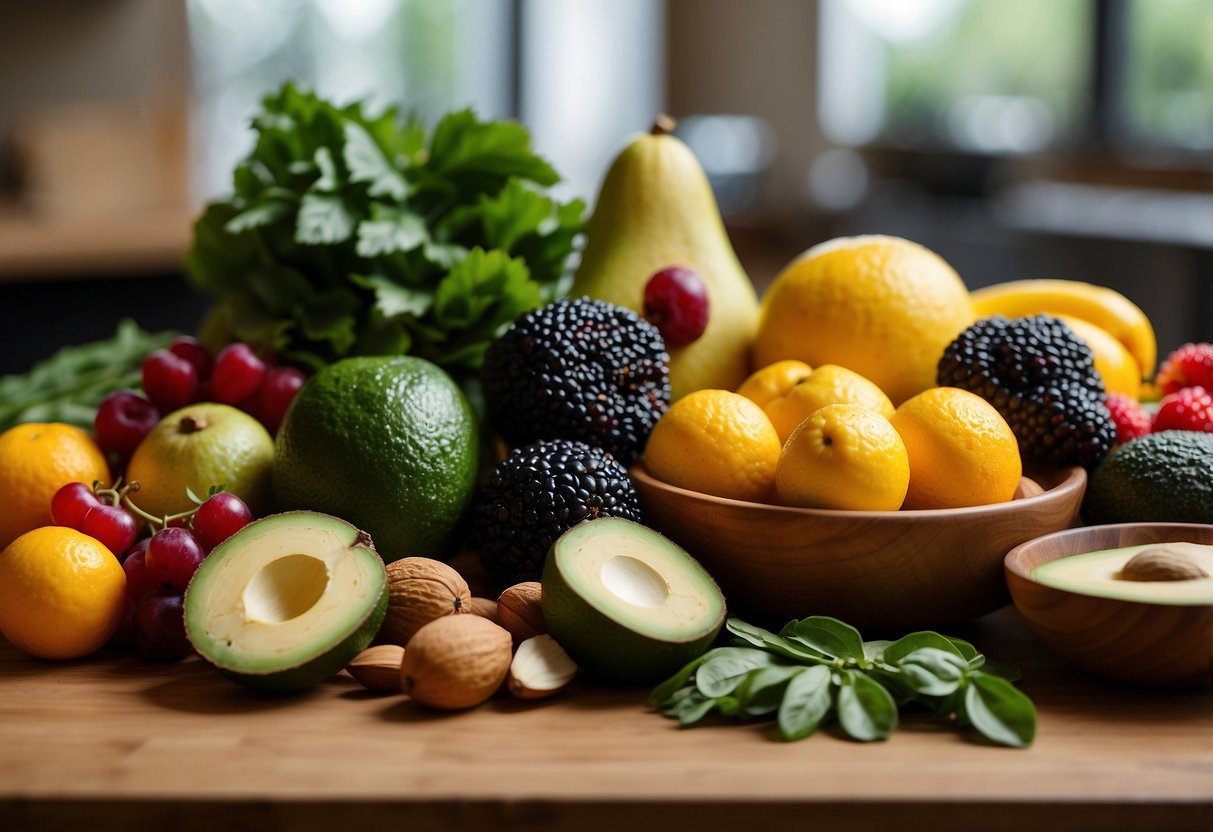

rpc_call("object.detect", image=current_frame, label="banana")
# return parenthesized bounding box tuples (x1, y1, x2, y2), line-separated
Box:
(970, 279, 1156, 378)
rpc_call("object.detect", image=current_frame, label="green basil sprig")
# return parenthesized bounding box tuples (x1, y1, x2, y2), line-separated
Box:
(649, 617, 1036, 748)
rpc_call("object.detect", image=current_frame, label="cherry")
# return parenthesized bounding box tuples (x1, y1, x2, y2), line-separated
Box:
(168, 336, 214, 381)
(258, 366, 307, 433)
(145, 527, 207, 592)
(51, 482, 101, 528)
(81, 504, 138, 556)
(133, 589, 192, 661)
(142, 349, 199, 413)
(94, 390, 160, 460)
(643, 266, 710, 347)
(123, 546, 163, 602)
(212, 343, 266, 405)
(192, 492, 253, 550)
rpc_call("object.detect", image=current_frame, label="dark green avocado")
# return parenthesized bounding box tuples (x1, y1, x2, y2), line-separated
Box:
(1083, 430, 1213, 524)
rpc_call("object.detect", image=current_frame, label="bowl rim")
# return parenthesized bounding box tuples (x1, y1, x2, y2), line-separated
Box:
(1004, 521, 1213, 582)
(629, 462, 1086, 520)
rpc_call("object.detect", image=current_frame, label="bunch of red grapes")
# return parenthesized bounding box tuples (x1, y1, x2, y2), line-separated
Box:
(94, 336, 307, 469)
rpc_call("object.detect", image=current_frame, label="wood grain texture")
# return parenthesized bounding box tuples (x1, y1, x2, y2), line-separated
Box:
(1006, 523, 1213, 688)
(1, 605, 1211, 832)
(630, 463, 1086, 631)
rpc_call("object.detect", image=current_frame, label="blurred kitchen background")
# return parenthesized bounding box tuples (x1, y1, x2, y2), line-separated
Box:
(1, 0, 1210, 374)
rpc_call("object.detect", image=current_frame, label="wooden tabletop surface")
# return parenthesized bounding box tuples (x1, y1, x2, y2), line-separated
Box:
(2, 600, 1211, 832)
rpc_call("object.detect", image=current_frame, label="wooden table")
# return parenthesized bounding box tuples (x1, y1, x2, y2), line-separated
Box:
(1, 604, 1211, 832)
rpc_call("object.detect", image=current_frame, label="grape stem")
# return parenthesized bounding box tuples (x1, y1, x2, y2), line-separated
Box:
(102, 480, 197, 531)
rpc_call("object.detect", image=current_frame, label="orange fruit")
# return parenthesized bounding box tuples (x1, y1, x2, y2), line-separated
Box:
(754, 235, 975, 405)
(643, 389, 781, 502)
(760, 364, 895, 443)
(0, 423, 111, 550)
(0, 526, 126, 659)
(1055, 314, 1140, 399)
(775, 404, 909, 511)
(890, 387, 1022, 510)
(736, 360, 814, 408)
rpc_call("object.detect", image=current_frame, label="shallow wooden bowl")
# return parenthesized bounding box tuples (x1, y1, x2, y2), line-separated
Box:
(1005, 523, 1213, 688)
(629, 464, 1086, 632)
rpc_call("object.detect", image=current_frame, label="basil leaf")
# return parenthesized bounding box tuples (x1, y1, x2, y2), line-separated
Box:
(962, 674, 1036, 748)
(727, 618, 828, 663)
(648, 648, 729, 708)
(785, 616, 865, 660)
(695, 648, 779, 698)
(295, 193, 356, 245)
(944, 636, 986, 669)
(777, 665, 833, 741)
(862, 639, 893, 662)
(678, 695, 721, 726)
(224, 199, 293, 234)
(836, 670, 898, 741)
(479, 178, 553, 253)
(344, 121, 408, 200)
(881, 631, 966, 665)
(894, 647, 969, 696)
(355, 205, 428, 258)
(312, 146, 340, 192)
(733, 665, 804, 717)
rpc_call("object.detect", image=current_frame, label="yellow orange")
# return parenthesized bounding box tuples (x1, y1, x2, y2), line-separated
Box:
(736, 360, 813, 409)
(761, 364, 895, 443)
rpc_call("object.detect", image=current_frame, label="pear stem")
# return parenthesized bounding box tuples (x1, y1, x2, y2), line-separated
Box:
(651, 114, 676, 136)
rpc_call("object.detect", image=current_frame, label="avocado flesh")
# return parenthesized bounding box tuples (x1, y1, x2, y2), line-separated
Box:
(185, 511, 388, 691)
(1032, 544, 1213, 605)
(542, 517, 725, 683)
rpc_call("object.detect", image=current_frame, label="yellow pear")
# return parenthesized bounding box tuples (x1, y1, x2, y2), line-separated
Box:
(571, 116, 759, 400)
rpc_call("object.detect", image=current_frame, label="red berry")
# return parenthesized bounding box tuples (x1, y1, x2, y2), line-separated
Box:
(643, 266, 710, 347)
(81, 504, 139, 556)
(1157, 343, 1213, 396)
(1152, 386, 1213, 433)
(94, 390, 160, 459)
(258, 367, 307, 433)
(1104, 393, 1152, 445)
(212, 343, 267, 405)
(142, 349, 199, 413)
(145, 527, 207, 592)
(51, 482, 102, 529)
(168, 336, 214, 381)
(192, 492, 253, 550)
(123, 546, 163, 602)
(133, 589, 192, 661)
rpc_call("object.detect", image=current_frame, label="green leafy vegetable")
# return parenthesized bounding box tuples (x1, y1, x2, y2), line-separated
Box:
(186, 82, 584, 374)
(650, 616, 1038, 748)
(0, 320, 177, 432)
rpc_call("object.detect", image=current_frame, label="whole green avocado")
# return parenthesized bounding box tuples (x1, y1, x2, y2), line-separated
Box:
(272, 356, 479, 562)
(1083, 430, 1213, 524)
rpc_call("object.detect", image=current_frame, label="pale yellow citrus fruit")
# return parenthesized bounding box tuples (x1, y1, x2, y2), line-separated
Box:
(643, 389, 781, 502)
(890, 387, 1022, 510)
(754, 235, 976, 405)
(127, 403, 274, 520)
(0, 526, 126, 659)
(761, 364, 895, 443)
(736, 360, 813, 409)
(1055, 314, 1140, 399)
(0, 423, 111, 550)
(775, 404, 909, 511)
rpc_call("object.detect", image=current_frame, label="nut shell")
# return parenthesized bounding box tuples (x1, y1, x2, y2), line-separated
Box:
(346, 644, 405, 692)
(381, 557, 471, 646)
(401, 614, 512, 709)
(468, 597, 499, 624)
(497, 581, 545, 644)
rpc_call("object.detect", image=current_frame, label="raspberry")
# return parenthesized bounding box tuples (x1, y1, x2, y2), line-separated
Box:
(1104, 392, 1151, 445)
(1156, 342, 1213, 396)
(1152, 386, 1213, 433)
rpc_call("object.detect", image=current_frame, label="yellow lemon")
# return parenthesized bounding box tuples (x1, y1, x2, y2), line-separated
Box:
(754, 235, 975, 405)
(736, 360, 813, 409)
(643, 389, 781, 502)
(0, 526, 126, 659)
(890, 387, 1022, 510)
(775, 404, 909, 511)
(761, 364, 895, 443)
(0, 423, 111, 550)
(1055, 314, 1141, 399)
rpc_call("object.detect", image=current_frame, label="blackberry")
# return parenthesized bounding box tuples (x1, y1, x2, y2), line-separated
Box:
(473, 439, 642, 585)
(481, 298, 670, 464)
(938, 315, 1115, 468)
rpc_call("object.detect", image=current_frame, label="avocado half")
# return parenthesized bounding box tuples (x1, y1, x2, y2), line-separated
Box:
(541, 517, 726, 684)
(184, 511, 388, 692)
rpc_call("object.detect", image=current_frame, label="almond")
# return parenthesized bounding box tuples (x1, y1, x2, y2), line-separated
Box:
(380, 557, 471, 646)
(1118, 545, 1210, 582)
(507, 634, 577, 699)
(346, 644, 405, 692)
(401, 614, 512, 709)
(497, 581, 545, 644)
(468, 597, 499, 624)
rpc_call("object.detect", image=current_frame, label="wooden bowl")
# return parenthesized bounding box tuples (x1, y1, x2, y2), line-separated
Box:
(629, 464, 1086, 632)
(1005, 523, 1213, 688)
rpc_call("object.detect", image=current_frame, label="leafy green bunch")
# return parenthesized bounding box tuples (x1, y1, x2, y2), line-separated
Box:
(650, 616, 1037, 747)
(186, 83, 584, 373)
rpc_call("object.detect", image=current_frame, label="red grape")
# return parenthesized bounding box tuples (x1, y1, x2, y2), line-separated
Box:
(258, 366, 307, 433)
(51, 482, 101, 528)
(212, 343, 266, 405)
(108, 594, 137, 648)
(94, 390, 160, 459)
(146, 527, 207, 592)
(133, 589, 192, 661)
(142, 349, 199, 413)
(643, 266, 710, 347)
(123, 546, 162, 602)
(192, 492, 252, 550)
(81, 504, 138, 556)
(168, 336, 214, 381)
